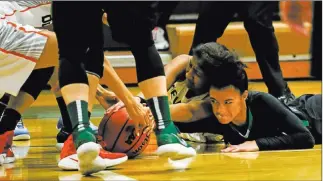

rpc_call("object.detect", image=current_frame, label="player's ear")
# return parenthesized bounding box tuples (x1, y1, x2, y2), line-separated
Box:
(242, 90, 248, 101)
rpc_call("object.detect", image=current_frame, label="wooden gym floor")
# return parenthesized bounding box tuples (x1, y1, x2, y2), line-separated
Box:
(1, 81, 322, 180)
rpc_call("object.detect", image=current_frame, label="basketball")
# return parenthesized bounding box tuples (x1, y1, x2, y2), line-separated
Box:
(98, 107, 151, 158)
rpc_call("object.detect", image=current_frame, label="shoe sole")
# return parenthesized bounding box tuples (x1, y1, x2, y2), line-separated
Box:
(105, 155, 128, 168)
(156, 144, 196, 160)
(13, 134, 30, 141)
(77, 142, 106, 175)
(58, 154, 128, 170)
(0, 154, 5, 165)
(56, 143, 64, 151)
(4, 156, 15, 164)
(58, 154, 79, 171)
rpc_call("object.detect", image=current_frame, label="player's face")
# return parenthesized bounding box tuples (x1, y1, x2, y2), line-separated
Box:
(185, 57, 208, 91)
(209, 85, 246, 124)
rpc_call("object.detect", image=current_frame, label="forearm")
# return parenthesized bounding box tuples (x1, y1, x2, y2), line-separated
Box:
(255, 131, 315, 151)
(101, 58, 136, 106)
(170, 104, 194, 122)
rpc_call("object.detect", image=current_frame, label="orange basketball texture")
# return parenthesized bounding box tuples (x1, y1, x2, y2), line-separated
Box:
(98, 107, 151, 158)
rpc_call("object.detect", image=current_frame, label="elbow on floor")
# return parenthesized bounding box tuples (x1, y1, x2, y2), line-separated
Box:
(302, 133, 315, 149)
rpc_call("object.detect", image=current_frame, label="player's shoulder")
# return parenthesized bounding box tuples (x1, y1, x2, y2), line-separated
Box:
(247, 91, 278, 106)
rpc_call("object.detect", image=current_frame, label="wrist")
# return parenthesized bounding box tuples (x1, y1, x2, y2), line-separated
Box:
(135, 96, 147, 104)
(251, 140, 260, 151)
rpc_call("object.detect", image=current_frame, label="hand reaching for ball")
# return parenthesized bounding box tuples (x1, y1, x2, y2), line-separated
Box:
(106, 97, 155, 136)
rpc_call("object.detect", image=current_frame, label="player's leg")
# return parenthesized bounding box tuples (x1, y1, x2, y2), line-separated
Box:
(295, 94, 322, 144)
(241, 2, 295, 104)
(0, 94, 10, 115)
(54, 47, 104, 150)
(13, 30, 58, 141)
(52, 1, 114, 174)
(0, 21, 55, 165)
(52, 52, 130, 150)
(288, 94, 322, 143)
(189, 2, 237, 55)
(310, 1, 322, 80)
(0, 66, 54, 165)
(106, 2, 196, 160)
(47, 55, 128, 171)
(0, 93, 10, 165)
(47, 67, 74, 149)
(305, 94, 322, 144)
(132, 38, 197, 160)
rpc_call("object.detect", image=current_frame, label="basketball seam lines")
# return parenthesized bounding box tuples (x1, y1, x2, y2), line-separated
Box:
(111, 118, 130, 152)
(124, 128, 146, 154)
(101, 112, 115, 147)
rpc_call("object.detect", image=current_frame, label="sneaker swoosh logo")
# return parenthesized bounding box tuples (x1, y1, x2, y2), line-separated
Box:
(69, 158, 79, 162)
(171, 133, 187, 147)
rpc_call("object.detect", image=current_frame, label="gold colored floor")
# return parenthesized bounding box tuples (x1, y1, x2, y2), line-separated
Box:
(2, 81, 322, 180)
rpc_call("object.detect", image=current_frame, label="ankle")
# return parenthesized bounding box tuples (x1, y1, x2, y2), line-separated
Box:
(72, 129, 96, 149)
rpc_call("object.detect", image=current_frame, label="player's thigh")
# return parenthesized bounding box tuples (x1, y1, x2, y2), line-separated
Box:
(34, 30, 58, 69)
(0, 21, 48, 96)
(105, 2, 157, 45)
(52, 1, 103, 60)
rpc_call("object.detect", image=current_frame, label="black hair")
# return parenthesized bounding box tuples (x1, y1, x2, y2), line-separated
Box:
(209, 61, 248, 94)
(192, 42, 248, 93)
(192, 42, 239, 76)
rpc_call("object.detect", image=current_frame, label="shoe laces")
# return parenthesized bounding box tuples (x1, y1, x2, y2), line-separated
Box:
(16, 119, 24, 129)
(278, 93, 296, 105)
(152, 27, 165, 42)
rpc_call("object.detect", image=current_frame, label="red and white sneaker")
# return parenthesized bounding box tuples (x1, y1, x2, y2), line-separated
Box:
(77, 141, 106, 175)
(0, 133, 7, 165)
(4, 148, 15, 164)
(0, 131, 15, 165)
(58, 135, 128, 171)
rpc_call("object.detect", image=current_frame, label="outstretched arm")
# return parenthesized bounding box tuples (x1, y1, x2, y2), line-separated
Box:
(254, 94, 315, 150)
(170, 99, 213, 123)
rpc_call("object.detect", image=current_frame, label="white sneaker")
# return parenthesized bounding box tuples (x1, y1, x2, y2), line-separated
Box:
(13, 119, 30, 141)
(152, 27, 169, 50)
(0, 153, 5, 166)
(77, 142, 106, 175)
(58, 135, 128, 171)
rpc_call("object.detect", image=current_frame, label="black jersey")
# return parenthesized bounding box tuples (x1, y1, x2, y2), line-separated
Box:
(287, 94, 322, 144)
(221, 91, 315, 151)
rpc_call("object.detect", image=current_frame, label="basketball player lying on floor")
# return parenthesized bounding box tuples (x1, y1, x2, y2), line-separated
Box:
(54, 42, 225, 156)
(100, 42, 229, 143)
(0, 19, 154, 167)
(206, 60, 319, 152)
(54, 42, 225, 171)
(54, 42, 230, 170)
(100, 42, 321, 150)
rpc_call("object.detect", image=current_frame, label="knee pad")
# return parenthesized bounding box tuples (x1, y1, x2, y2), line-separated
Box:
(131, 45, 165, 82)
(84, 47, 104, 79)
(59, 57, 89, 88)
(20, 67, 55, 100)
